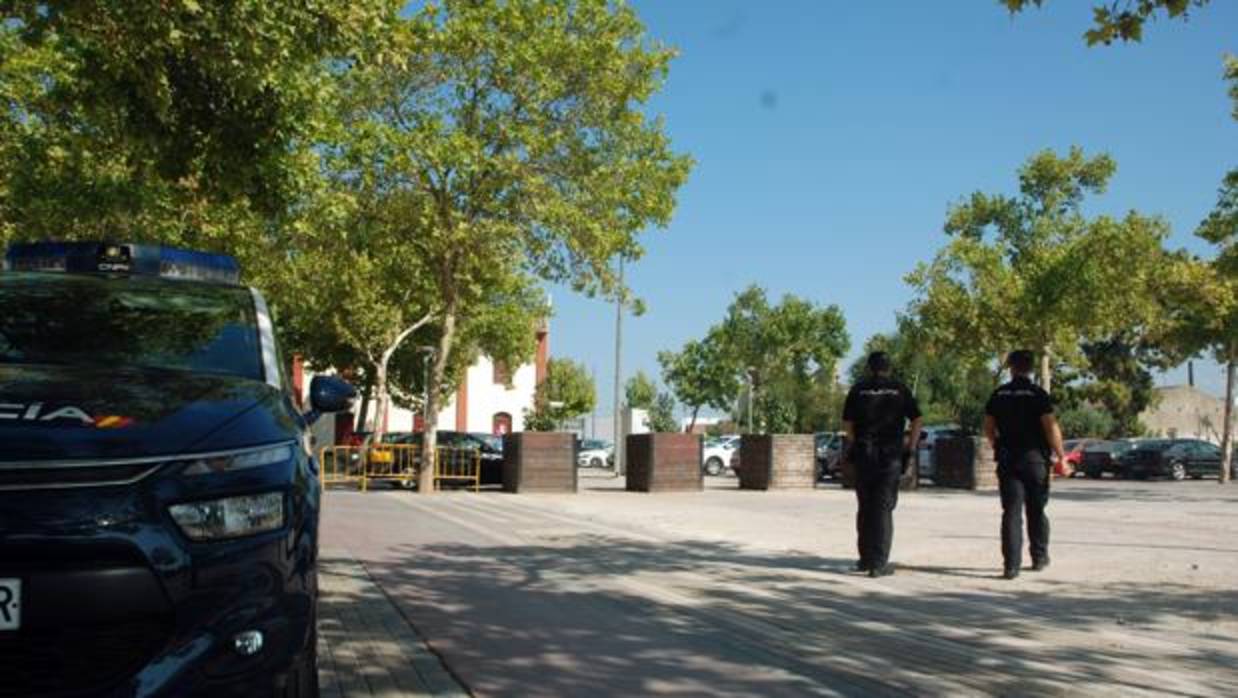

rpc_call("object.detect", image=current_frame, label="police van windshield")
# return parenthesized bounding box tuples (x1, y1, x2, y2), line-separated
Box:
(0, 272, 263, 380)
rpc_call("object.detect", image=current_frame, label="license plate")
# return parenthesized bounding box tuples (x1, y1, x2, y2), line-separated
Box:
(0, 578, 20, 630)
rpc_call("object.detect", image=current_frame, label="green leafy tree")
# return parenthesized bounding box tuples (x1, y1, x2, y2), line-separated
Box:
(333, 0, 691, 490)
(0, 1, 400, 244)
(524, 358, 597, 432)
(908, 147, 1172, 393)
(716, 285, 850, 433)
(622, 370, 678, 432)
(1002, 1, 1213, 45)
(1073, 334, 1164, 437)
(757, 367, 847, 434)
(1160, 58, 1238, 482)
(849, 316, 996, 433)
(625, 371, 659, 410)
(264, 207, 545, 440)
(646, 392, 680, 434)
(657, 333, 740, 432)
(1057, 404, 1117, 439)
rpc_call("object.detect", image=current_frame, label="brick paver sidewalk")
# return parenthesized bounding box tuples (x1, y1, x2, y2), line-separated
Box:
(317, 551, 470, 697)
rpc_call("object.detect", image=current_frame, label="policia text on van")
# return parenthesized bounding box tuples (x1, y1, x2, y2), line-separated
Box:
(0, 242, 354, 697)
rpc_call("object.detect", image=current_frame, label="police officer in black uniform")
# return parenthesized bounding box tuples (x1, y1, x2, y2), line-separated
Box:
(984, 350, 1067, 580)
(842, 352, 923, 578)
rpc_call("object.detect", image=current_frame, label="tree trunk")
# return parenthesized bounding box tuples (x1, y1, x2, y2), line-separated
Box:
(1221, 354, 1235, 485)
(751, 372, 762, 434)
(371, 361, 388, 443)
(1040, 345, 1053, 393)
(418, 306, 458, 494)
(372, 314, 436, 446)
(355, 374, 374, 435)
(687, 405, 700, 433)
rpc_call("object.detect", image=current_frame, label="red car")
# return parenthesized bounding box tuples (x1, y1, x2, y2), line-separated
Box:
(1060, 438, 1102, 477)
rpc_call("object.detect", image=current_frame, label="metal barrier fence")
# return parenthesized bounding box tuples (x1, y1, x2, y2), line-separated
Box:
(318, 444, 480, 492)
(435, 447, 481, 492)
(365, 444, 420, 489)
(319, 445, 367, 487)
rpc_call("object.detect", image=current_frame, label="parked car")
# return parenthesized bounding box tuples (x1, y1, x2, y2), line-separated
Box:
(380, 430, 505, 486)
(815, 432, 844, 481)
(1118, 438, 1236, 481)
(1061, 438, 1103, 477)
(702, 436, 738, 476)
(1079, 439, 1138, 478)
(917, 425, 966, 482)
(577, 439, 613, 468)
(0, 241, 354, 695)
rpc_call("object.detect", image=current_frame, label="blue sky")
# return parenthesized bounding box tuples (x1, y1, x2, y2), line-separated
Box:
(548, 1, 1238, 411)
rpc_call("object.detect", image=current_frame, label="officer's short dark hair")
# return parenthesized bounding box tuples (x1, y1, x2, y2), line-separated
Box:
(867, 351, 892, 375)
(1007, 350, 1035, 374)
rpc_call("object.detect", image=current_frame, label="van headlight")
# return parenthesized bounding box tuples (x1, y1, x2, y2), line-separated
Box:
(169, 492, 284, 541)
(179, 444, 293, 476)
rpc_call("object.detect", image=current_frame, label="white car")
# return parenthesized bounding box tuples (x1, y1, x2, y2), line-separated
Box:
(702, 436, 739, 476)
(577, 439, 613, 468)
(917, 425, 966, 481)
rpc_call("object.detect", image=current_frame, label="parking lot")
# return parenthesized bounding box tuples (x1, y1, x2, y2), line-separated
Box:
(319, 473, 1238, 697)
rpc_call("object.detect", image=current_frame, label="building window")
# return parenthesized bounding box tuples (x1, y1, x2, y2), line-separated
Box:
(493, 412, 512, 436)
(493, 360, 511, 386)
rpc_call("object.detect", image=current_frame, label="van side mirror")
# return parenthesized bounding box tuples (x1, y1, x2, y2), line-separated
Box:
(306, 375, 357, 424)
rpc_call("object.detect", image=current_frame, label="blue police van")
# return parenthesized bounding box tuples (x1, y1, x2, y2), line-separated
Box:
(0, 242, 354, 697)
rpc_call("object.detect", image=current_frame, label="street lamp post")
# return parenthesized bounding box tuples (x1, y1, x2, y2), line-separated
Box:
(613, 257, 625, 476)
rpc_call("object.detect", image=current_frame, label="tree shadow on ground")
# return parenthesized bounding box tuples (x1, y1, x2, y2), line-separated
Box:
(317, 557, 473, 697)
(353, 534, 1238, 698)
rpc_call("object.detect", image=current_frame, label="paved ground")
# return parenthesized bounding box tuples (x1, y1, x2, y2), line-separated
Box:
(320, 472, 1238, 697)
(317, 553, 469, 697)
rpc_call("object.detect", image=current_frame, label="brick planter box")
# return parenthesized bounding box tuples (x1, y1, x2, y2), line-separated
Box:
(933, 436, 998, 490)
(738, 434, 815, 490)
(838, 442, 919, 491)
(625, 433, 702, 493)
(502, 432, 577, 493)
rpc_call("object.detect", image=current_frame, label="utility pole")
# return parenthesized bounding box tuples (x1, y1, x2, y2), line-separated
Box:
(590, 364, 597, 440)
(1222, 356, 1235, 485)
(613, 257, 625, 476)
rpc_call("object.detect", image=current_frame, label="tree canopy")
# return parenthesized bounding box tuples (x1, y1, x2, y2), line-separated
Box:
(525, 358, 596, 431)
(908, 147, 1173, 392)
(849, 316, 995, 433)
(660, 285, 849, 434)
(330, 0, 690, 486)
(625, 371, 659, 410)
(1001, 1, 1213, 45)
(0, 0, 400, 246)
(1169, 54, 1238, 481)
(657, 335, 740, 432)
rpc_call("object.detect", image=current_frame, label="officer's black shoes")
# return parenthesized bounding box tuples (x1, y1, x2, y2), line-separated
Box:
(1002, 567, 1020, 580)
(1031, 558, 1050, 572)
(868, 564, 894, 578)
(853, 560, 870, 572)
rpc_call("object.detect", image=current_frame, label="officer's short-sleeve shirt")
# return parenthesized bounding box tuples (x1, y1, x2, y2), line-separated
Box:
(984, 376, 1053, 454)
(843, 377, 922, 444)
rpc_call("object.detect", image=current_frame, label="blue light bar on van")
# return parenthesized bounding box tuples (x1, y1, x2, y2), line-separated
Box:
(3, 242, 240, 284)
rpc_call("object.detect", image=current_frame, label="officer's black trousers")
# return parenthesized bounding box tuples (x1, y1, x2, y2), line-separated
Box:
(854, 445, 902, 569)
(997, 451, 1051, 570)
